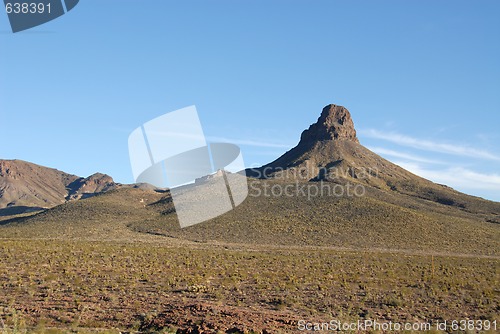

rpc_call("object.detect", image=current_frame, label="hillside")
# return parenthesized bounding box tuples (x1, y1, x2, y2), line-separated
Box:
(0, 160, 118, 216)
(0, 104, 499, 333)
(1, 105, 499, 257)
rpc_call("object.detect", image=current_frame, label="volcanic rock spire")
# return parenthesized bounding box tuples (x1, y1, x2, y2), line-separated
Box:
(299, 104, 359, 144)
(246, 104, 365, 179)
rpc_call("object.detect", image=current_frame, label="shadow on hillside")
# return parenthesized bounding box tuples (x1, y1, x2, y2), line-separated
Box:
(0, 206, 45, 217)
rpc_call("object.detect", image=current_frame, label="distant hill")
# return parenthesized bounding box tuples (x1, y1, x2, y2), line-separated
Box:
(0, 159, 118, 215)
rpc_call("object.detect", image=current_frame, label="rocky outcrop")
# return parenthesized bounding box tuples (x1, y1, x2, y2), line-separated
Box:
(299, 104, 359, 144)
(66, 173, 118, 200)
(247, 104, 367, 179)
(0, 160, 118, 213)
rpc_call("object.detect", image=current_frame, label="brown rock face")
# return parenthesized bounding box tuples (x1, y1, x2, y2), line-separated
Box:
(299, 104, 359, 144)
(66, 173, 117, 200)
(0, 160, 119, 213)
(0, 160, 80, 210)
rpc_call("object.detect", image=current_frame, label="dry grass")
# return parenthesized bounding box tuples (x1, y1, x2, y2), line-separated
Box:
(0, 180, 499, 332)
(0, 239, 498, 333)
(1, 182, 498, 257)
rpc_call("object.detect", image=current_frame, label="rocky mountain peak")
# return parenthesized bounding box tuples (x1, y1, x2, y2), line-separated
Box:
(66, 173, 117, 200)
(299, 104, 359, 144)
(245, 104, 364, 179)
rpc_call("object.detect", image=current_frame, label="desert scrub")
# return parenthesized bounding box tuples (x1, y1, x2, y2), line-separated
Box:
(0, 239, 498, 332)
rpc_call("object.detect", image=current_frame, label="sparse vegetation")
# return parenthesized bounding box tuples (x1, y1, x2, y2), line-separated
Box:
(1, 146, 499, 333)
(0, 239, 498, 333)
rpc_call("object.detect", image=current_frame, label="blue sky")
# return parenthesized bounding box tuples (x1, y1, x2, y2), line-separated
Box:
(1, 0, 499, 201)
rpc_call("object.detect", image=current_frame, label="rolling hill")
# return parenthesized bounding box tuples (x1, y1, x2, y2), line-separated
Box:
(1, 104, 498, 256)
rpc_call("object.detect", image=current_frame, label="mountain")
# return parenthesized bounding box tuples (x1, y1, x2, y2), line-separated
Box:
(66, 172, 117, 200)
(1, 104, 499, 256)
(248, 104, 497, 213)
(0, 159, 118, 215)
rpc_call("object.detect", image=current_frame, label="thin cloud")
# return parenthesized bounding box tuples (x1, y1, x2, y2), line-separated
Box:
(206, 136, 294, 149)
(360, 129, 500, 161)
(366, 146, 443, 164)
(395, 161, 500, 192)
